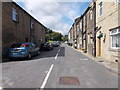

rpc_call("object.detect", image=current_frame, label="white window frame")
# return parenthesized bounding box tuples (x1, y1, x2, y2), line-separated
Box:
(90, 10, 92, 20)
(118, 0, 120, 3)
(110, 28, 120, 49)
(30, 21, 34, 30)
(116, 0, 120, 3)
(99, 2, 103, 16)
(12, 8, 18, 22)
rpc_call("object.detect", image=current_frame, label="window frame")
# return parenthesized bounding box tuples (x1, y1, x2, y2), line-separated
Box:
(12, 8, 18, 22)
(99, 2, 103, 16)
(110, 28, 120, 49)
(116, 0, 120, 3)
(30, 20, 34, 30)
(89, 10, 92, 20)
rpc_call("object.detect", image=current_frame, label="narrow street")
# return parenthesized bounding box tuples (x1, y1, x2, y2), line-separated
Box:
(2, 44, 118, 88)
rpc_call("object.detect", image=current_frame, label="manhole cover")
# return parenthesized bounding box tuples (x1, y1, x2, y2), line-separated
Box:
(59, 76, 80, 85)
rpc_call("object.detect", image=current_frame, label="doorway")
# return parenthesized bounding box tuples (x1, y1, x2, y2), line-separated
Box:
(97, 38, 101, 56)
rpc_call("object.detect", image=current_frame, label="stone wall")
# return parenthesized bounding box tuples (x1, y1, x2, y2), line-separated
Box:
(2, 2, 46, 57)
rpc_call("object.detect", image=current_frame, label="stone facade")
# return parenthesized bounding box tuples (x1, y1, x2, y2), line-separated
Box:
(0, 1, 2, 59)
(86, 2, 95, 56)
(82, 7, 91, 52)
(96, 0, 120, 62)
(68, 27, 73, 45)
(2, 2, 46, 57)
(72, 16, 83, 50)
(75, 17, 82, 50)
(68, 0, 120, 62)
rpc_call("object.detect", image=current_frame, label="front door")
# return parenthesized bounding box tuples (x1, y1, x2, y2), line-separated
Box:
(97, 38, 101, 56)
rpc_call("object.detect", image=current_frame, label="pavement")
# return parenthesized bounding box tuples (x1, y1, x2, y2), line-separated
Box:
(72, 47, 119, 75)
(1, 43, 118, 88)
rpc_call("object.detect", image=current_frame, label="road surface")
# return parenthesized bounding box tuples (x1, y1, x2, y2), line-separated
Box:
(1, 44, 118, 89)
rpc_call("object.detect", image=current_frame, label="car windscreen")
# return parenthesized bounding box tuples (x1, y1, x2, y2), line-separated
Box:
(44, 43, 49, 46)
(10, 44, 22, 48)
(53, 42, 57, 44)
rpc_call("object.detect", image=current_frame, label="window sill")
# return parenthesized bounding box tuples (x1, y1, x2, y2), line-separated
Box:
(12, 20, 19, 23)
(108, 48, 120, 52)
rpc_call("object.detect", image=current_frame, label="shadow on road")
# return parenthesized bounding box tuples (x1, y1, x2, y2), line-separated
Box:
(32, 46, 65, 60)
(2, 46, 65, 63)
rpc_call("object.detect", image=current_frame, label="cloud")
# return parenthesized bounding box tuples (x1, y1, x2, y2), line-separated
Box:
(22, 2, 82, 35)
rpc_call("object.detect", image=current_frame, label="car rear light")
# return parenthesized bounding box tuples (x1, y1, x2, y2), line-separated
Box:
(23, 44, 27, 47)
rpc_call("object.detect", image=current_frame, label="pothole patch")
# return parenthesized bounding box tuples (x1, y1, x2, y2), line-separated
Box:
(59, 76, 80, 85)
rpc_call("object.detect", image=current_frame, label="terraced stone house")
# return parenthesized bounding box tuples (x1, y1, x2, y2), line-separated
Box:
(1, 2, 46, 57)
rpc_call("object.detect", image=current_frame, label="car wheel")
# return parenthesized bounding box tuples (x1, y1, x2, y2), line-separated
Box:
(48, 48, 51, 51)
(9, 57, 13, 60)
(27, 53, 31, 59)
(38, 51, 40, 55)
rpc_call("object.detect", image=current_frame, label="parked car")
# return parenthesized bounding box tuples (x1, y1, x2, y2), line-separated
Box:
(40, 42, 53, 51)
(52, 42, 59, 47)
(64, 41, 68, 44)
(56, 41, 61, 45)
(8, 42, 40, 60)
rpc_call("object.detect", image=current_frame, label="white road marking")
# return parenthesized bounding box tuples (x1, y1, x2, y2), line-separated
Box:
(80, 58, 89, 61)
(55, 53, 59, 59)
(58, 49, 61, 52)
(40, 64, 54, 89)
(0, 86, 2, 90)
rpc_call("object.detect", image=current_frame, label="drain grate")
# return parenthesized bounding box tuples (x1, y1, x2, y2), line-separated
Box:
(59, 76, 80, 85)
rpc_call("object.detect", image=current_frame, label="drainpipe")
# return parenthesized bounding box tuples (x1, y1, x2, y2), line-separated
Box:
(30, 17, 31, 42)
(82, 16, 84, 48)
(93, 1, 96, 57)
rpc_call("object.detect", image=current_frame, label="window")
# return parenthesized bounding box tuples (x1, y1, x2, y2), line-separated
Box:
(110, 28, 120, 49)
(116, 0, 120, 3)
(99, 2, 103, 16)
(30, 21, 34, 29)
(90, 10, 92, 20)
(12, 8, 18, 22)
(77, 25, 79, 32)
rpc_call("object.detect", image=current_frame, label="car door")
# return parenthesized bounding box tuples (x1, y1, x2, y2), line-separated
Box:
(31, 43, 37, 55)
(28, 43, 34, 56)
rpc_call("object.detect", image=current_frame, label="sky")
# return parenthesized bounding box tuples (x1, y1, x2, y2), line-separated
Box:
(13, 0, 90, 35)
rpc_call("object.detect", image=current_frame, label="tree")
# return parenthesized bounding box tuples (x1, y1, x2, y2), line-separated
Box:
(62, 35, 68, 42)
(45, 28, 63, 42)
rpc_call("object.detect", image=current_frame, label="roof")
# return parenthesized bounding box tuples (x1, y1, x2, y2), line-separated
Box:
(12, 2, 47, 29)
(82, 6, 91, 16)
(74, 15, 83, 24)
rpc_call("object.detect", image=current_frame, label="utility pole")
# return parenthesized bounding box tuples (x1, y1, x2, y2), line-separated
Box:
(93, 1, 96, 57)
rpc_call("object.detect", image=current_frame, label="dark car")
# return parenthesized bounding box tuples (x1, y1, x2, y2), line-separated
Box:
(40, 42, 53, 51)
(8, 42, 40, 60)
